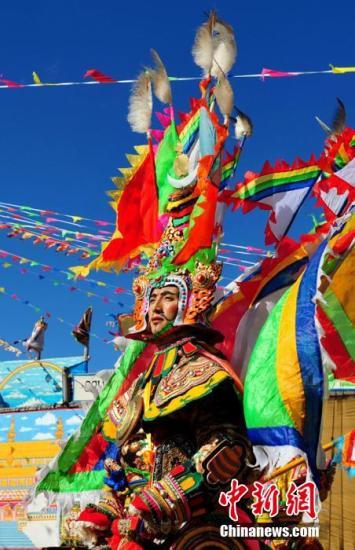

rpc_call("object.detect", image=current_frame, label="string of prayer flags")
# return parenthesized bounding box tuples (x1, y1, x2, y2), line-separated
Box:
(0, 64, 352, 92)
(0, 258, 121, 305)
(0, 338, 23, 356)
(0, 285, 108, 344)
(0, 201, 115, 228)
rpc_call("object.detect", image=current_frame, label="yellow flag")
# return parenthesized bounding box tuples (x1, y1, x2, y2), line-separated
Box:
(330, 64, 355, 74)
(70, 265, 91, 278)
(71, 216, 83, 223)
(32, 71, 42, 84)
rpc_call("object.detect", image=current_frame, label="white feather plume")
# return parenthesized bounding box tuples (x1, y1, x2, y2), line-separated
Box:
(149, 49, 172, 105)
(210, 20, 237, 77)
(234, 109, 253, 139)
(192, 21, 214, 75)
(192, 11, 237, 76)
(214, 70, 234, 119)
(127, 71, 153, 133)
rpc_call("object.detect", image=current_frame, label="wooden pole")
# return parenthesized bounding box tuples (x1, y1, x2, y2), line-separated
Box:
(263, 439, 340, 482)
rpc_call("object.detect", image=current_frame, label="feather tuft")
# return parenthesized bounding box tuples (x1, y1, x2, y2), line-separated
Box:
(214, 70, 234, 120)
(127, 71, 153, 133)
(210, 19, 237, 77)
(232, 108, 253, 139)
(149, 49, 172, 105)
(331, 97, 346, 135)
(192, 11, 237, 76)
(192, 18, 214, 75)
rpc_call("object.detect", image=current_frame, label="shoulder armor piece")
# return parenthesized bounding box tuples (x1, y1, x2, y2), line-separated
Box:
(143, 352, 230, 421)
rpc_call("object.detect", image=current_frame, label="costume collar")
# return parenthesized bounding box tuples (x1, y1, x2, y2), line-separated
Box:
(126, 323, 224, 348)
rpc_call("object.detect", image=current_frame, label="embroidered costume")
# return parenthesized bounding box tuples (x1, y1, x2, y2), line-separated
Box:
(75, 331, 254, 549)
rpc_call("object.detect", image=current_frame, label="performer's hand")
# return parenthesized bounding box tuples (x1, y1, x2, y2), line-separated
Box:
(64, 516, 105, 548)
(63, 507, 111, 548)
(114, 513, 157, 544)
(198, 438, 247, 485)
(127, 503, 142, 517)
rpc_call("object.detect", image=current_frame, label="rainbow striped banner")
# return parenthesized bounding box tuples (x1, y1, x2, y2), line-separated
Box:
(244, 241, 327, 480)
(232, 158, 321, 244)
(179, 107, 200, 153)
(233, 162, 320, 202)
(221, 147, 241, 187)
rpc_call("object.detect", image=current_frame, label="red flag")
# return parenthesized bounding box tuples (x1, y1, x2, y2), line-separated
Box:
(72, 307, 93, 347)
(100, 140, 161, 269)
(261, 68, 299, 80)
(173, 120, 228, 265)
(0, 78, 23, 88)
(314, 173, 355, 221)
(84, 69, 116, 83)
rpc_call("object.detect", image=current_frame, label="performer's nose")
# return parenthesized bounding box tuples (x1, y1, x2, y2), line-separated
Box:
(153, 297, 163, 313)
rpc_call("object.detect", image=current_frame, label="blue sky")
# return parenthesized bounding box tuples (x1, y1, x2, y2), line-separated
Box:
(0, 0, 354, 372)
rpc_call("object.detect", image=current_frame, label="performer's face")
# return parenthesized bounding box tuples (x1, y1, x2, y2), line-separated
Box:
(148, 285, 179, 334)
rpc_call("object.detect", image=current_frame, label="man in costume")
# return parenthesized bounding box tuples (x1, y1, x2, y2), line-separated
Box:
(34, 14, 261, 546)
(69, 236, 258, 549)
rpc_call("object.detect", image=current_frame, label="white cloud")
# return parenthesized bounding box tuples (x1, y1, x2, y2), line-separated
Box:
(35, 412, 57, 426)
(0, 427, 9, 432)
(21, 416, 28, 420)
(22, 397, 45, 407)
(5, 390, 27, 399)
(19, 426, 33, 432)
(37, 389, 61, 396)
(65, 415, 82, 426)
(32, 432, 55, 441)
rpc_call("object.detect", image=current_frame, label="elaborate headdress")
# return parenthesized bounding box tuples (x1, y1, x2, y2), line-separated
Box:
(130, 226, 223, 336)
(74, 12, 252, 339)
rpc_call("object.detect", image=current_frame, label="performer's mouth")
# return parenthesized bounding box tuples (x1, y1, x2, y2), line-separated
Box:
(151, 316, 165, 323)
